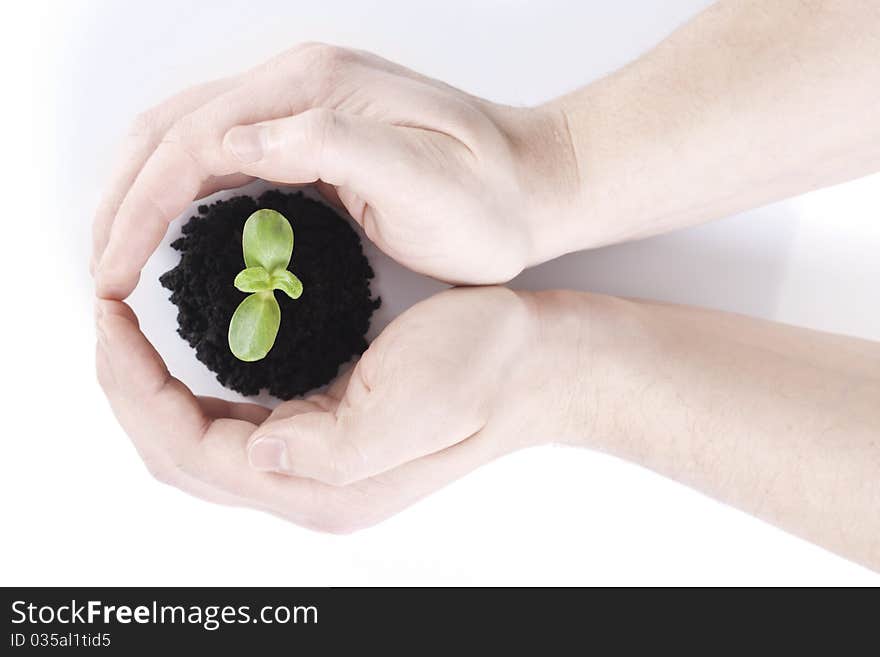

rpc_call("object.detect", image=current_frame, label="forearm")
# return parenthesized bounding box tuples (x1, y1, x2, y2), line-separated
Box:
(532, 0, 880, 259)
(529, 290, 880, 569)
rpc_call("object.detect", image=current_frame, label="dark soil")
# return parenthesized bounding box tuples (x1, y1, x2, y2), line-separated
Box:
(159, 190, 380, 399)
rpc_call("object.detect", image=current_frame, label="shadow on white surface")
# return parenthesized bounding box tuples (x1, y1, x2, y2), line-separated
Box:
(514, 202, 799, 319)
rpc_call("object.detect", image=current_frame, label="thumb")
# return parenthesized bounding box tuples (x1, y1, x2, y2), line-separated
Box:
(245, 365, 487, 487)
(222, 108, 408, 193)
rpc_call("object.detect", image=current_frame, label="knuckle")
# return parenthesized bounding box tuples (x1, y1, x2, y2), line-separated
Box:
(287, 41, 330, 57)
(150, 123, 208, 189)
(137, 179, 174, 221)
(267, 42, 356, 76)
(301, 43, 355, 71)
(266, 42, 325, 69)
(261, 43, 359, 104)
(261, 46, 298, 73)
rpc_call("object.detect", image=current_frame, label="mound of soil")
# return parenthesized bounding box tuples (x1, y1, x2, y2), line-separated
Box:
(160, 190, 380, 399)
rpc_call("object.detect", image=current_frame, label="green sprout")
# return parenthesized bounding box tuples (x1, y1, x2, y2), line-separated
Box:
(228, 209, 303, 362)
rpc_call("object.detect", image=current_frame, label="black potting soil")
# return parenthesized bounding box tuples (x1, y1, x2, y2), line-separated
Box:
(159, 190, 380, 399)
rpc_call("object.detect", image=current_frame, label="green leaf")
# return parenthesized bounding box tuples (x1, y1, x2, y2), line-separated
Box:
(242, 209, 294, 273)
(233, 266, 271, 293)
(271, 270, 303, 300)
(228, 292, 281, 362)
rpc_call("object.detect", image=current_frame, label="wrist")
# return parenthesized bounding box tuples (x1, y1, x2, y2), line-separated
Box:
(505, 290, 606, 448)
(515, 290, 664, 455)
(538, 90, 627, 253)
(490, 104, 586, 269)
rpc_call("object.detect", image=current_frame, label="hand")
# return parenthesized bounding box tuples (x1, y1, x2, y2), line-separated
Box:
(92, 43, 577, 298)
(95, 286, 586, 532)
(96, 278, 880, 564)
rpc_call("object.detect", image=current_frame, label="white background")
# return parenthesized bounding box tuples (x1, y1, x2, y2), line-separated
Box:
(2, 0, 878, 585)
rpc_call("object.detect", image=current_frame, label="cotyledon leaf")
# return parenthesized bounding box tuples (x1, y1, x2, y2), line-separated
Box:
(233, 266, 272, 293)
(271, 269, 304, 299)
(242, 209, 294, 273)
(228, 292, 281, 362)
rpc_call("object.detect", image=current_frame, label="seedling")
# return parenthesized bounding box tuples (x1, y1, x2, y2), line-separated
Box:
(228, 209, 303, 361)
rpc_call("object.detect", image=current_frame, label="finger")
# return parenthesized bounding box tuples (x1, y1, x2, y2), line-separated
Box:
(312, 421, 505, 533)
(198, 396, 271, 424)
(95, 300, 507, 532)
(313, 181, 371, 231)
(264, 366, 353, 423)
(94, 299, 339, 525)
(246, 356, 488, 486)
(195, 173, 255, 201)
(96, 140, 206, 298)
(313, 180, 345, 210)
(94, 44, 460, 298)
(91, 135, 158, 277)
(91, 77, 240, 274)
(95, 300, 247, 506)
(94, 72, 307, 300)
(246, 373, 507, 533)
(265, 396, 336, 424)
(247, 406, 485, 488)
(222, 109, 415, 196)
(240, 364, 505, 533)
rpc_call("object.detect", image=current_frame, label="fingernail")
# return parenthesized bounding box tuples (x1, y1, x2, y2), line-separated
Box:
(249, 436, 289, 471)
(225, 126, 266, 164)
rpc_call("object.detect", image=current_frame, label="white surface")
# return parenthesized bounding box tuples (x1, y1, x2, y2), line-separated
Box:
(2, 0, 877, 585)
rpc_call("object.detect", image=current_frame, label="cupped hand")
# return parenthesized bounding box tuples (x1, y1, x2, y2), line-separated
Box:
(93, 43, 576, 299)
(96, 286, 587, 532)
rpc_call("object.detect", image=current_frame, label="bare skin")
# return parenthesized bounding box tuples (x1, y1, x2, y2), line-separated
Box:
(547, 0, 880, 255)
(93, 0, 880, 571)
(96, 288, 880, 568)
